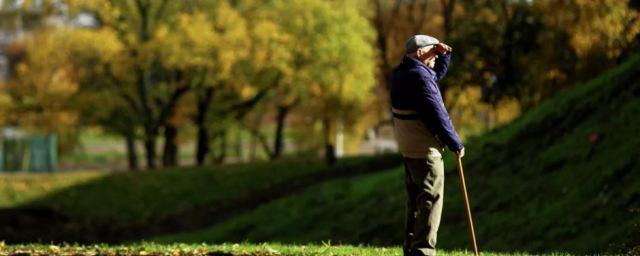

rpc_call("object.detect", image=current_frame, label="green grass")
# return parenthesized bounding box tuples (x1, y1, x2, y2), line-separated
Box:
(0, 242, 551, 256)
(0, 155, 394, 224)
(149, 54, 640, 254)
(149, 167, 407, 245)
(0, 170, 107, 208)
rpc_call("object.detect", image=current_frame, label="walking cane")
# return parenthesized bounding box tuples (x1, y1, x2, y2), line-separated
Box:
(456, 154, 479, 256)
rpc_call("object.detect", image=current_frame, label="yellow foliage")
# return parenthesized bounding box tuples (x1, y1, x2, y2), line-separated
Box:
(154, 3, 249, 78)
(447, 86, 521, 138)
(537, 0, 640, 59)
(2, 27, 123, 150)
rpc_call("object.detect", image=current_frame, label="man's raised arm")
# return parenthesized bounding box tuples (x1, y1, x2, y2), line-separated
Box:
(433, 52, 451, 82)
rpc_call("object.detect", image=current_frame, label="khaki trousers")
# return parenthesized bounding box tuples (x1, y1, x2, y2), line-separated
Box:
(402, 150, 445, 256)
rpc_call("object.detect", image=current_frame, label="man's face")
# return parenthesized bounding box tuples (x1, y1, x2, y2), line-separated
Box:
(416, 46, 438, 68)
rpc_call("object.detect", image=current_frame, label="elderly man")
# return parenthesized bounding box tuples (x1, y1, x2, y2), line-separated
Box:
(389, 34, 465, 256)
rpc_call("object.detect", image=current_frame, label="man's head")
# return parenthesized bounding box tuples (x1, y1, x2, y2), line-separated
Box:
(405, 35, 440, 68)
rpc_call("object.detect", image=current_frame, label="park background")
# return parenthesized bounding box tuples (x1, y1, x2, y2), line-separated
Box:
(0, 0, 639, 255)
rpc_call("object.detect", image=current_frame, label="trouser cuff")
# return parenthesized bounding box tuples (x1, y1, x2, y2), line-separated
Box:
(415, 248, 436, 256)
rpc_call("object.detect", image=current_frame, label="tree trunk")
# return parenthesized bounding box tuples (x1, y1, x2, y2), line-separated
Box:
(272, 105, 290, 160)
(162, 123, 179, 167)
(249, 127, 274, 159)
(124, 0, 175, 171)
(158, 86, 190, 167)
(144, 132, 157, 169)
(196, 123, 209, 166)
(136, 64, 157, 170)
(125, 133, 139, 171)
(322, 117, 336, 165)
(214, 130, 227, 164)
(374, 0, 393, 120)
(194, 87, 214, 166)
(439, 0, 456, 101)
(440, 0, 456, 38)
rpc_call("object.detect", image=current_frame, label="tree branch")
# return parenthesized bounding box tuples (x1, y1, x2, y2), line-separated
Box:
(157, 84, 190, 127)
(104, 63, 143, 115)
(244, 124, 275, 158)
(230, 87, 270, 119)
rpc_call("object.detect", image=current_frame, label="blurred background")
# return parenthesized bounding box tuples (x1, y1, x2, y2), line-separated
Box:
(0, 0, 638, 255)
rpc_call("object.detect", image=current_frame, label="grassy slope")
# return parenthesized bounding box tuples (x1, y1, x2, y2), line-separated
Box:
(150, 54, 640, 254)
(0, 171, 106, 208)
(0, 156, 394, 224)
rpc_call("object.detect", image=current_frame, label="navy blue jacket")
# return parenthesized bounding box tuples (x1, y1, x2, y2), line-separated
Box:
(389, 52, 464, 152)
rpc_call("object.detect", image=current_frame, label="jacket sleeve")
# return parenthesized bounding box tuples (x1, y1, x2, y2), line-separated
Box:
(433, 52, 451, 82)
(414, 72, 464, 152)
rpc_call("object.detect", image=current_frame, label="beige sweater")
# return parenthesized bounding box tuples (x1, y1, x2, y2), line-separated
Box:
(391, 107, 445, 159)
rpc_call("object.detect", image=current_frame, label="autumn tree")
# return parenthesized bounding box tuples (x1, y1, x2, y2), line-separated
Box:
(158, 1, 257, 166)
(229, 0, 296, 160)
(274, 0, 377, 162)
(218, 0, 377, 162)
(63, 0, 191, 169)
(2, 28, 121, 153)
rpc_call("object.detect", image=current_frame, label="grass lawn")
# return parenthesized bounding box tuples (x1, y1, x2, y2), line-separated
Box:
(0, 154, 402, 246)
(0, 155, 396, 224)
(0, 170, 107, 209)
(0, 242, 559, 256)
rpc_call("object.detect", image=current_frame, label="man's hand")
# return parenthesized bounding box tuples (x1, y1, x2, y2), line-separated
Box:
(435, 43, 452, 54)
(456, 147, 465, 158)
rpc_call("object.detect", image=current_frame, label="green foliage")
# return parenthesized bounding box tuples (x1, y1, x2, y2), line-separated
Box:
(237, 0, 378, 147)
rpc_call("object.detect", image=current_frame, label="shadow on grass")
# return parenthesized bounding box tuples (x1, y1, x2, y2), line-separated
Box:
(0, 154, 402, 245)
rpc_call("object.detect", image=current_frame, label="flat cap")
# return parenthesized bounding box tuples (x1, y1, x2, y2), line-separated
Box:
(405, 35, 439, 54)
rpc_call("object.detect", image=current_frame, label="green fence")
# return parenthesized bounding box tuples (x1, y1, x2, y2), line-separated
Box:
(0, 133, 57, 172)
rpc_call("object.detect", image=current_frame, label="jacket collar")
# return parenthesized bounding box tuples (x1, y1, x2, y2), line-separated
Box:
(401, 55, 435, 75)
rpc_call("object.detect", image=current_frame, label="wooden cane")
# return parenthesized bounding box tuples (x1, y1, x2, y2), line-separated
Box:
(456, 155, 479, 256)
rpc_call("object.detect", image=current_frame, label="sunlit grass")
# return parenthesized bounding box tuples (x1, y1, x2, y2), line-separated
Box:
(0, 241, 564, 256)
(0, 170, 107, 208)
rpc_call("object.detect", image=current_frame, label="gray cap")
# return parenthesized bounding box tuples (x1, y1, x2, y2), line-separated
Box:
(405, 35, 439, 54)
